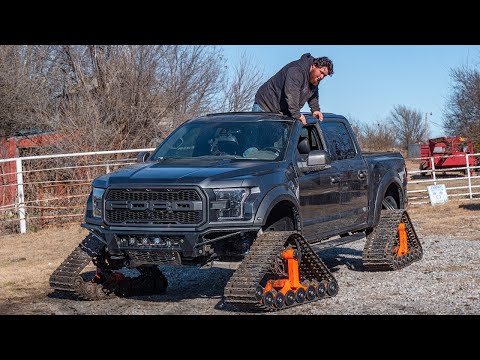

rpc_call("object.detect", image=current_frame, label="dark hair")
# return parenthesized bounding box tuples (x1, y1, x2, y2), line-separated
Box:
(313, 56, 334, 76)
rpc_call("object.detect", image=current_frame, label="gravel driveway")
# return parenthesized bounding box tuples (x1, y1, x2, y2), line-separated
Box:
(2, 232, 479, 315)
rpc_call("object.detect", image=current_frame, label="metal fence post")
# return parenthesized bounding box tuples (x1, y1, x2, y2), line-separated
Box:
(16, 158, 27, 234)
(466, 154, 472, 199)
(430, 156, 436, 185)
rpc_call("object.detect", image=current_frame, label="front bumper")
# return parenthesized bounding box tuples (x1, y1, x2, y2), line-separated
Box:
(81, 223, 261, 258)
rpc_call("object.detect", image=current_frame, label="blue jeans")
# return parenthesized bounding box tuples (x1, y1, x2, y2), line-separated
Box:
(252, 103, 265, 112)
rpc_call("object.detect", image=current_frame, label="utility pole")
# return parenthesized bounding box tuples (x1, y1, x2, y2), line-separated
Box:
(424, 112, 432, 142)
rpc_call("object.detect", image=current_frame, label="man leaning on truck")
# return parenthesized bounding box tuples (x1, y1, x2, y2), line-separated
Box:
(252, 53, 334, 125)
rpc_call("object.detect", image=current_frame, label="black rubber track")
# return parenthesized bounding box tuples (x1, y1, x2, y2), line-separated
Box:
(49, 234, 168, 300)
(363, 209, 423, 271)
(223, 231, 338, 312)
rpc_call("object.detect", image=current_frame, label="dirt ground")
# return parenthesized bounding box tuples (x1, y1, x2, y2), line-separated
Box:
(1, 200, 479, 315)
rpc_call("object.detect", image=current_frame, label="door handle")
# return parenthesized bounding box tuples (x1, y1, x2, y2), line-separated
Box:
(330, 176, 340, 184)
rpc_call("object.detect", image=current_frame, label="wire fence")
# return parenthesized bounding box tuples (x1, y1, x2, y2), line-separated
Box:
(1, 149, 479, 235)
(0, 148, 154, 234)
(407, 152, 480, 205)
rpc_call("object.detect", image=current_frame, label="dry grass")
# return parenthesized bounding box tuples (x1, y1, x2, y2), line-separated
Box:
(407, 201, 480, 241)
(0, 225, 89, 300)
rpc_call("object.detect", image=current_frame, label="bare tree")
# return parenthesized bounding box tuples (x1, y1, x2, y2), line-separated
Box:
(28, 45, 229, 153)
(443, 64, 480, 144)
(359, 122, 397, 151)
(388, 105, 425, 149)
(0, 46, 55, 137)
(0, 45, 263, 153)
(345, 114, 396, 151)
(345, 114, 362, 142)
(0, 45, 266, 231)
(154, 45, 227, 134)
(222, 52, 264, 112)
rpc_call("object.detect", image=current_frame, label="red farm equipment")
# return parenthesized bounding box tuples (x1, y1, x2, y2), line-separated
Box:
(419, 136, 478, 177)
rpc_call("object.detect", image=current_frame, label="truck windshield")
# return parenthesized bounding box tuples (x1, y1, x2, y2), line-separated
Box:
(150, 120, 293, 161)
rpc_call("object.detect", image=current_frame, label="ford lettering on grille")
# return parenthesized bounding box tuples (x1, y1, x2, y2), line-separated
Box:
(106, 200, 202, 211)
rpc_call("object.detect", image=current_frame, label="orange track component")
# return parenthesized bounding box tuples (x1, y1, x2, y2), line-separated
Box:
(264, 249, 307, 296)
(397, 222, 408, 256)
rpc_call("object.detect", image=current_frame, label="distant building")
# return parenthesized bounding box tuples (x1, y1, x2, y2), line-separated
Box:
(408, 144, 421, 159)
(0, 131, 62, 207)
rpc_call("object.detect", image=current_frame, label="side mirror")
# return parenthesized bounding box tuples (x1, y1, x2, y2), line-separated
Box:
(136, 151, 150, 163)
(307, 150, 331, 167)
(298, 150, 331, 172)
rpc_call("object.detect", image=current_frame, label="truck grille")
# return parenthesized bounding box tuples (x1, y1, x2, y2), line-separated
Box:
(105, 188, 204, 226)
(107, 189, 200, 202)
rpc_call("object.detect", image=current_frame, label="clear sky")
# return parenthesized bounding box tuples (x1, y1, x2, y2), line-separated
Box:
(222, 45, 480, 138)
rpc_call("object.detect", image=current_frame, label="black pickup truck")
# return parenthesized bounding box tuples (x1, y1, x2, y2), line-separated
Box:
(50, 112, 422, 310)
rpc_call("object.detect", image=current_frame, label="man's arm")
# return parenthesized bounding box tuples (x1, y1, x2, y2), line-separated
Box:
(307, 87, 320, 113)
(308, 88, 323, 121)
(284, 67, 304, 120)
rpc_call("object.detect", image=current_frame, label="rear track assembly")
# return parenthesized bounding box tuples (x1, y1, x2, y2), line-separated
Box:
(363, 209, 423, 271)
(223, 231, 337, 312)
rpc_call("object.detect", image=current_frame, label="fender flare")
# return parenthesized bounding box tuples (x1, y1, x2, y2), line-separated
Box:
(371, 171, 405, 226)
(253, 185, 302, 229)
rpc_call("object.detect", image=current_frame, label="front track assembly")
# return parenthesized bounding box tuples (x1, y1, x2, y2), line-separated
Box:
(223, 231, 338, 312)
(49, 233, 168, 300)
(363, 209, 423, 271)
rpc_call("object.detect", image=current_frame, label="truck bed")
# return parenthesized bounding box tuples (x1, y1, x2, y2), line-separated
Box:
(363, 151, 404, 158)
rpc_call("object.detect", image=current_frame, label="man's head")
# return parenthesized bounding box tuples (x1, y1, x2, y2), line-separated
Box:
(309, 57, 334, 86)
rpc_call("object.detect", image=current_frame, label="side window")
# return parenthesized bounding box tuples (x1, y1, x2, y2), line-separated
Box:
(308, 127, 322, 151)
(321, 122, 356, 161)
(297, 126, 324, 160)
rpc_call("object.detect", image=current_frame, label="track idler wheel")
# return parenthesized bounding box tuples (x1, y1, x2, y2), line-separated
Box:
(82, 282, 97, 299)
(263, 290, 275, 308)
(326, 280, 338, 297)
(306, 284, 316, 301)
(284, 290, 295, 306)
(316, 282, 326, 298)
(295, 287, 306, 303)
(255, 286, 264, 302)
(274, 292, 285, 309)
(73, 276, 84, 290)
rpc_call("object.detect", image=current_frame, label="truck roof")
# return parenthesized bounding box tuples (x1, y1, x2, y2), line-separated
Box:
(304, 113, 348, 123)
(199, 112, 349, 124)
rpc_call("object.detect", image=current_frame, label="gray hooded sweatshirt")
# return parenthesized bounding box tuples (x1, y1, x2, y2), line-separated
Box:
(254, 53, 320, 119)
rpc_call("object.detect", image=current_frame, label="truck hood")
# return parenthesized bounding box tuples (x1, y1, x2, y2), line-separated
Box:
(93, 159, 280, 187)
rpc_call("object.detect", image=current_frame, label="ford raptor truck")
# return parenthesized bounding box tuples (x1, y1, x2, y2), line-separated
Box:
(50, 112, 422, 311)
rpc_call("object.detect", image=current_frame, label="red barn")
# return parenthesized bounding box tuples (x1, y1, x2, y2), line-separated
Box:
(0, 131, 62, 207)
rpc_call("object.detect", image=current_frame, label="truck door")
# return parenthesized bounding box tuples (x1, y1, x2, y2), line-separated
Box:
(321, 121, 369, 230)
(296, 125, 342, 240)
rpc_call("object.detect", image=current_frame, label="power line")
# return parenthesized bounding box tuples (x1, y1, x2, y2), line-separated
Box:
(429, 120, 444, 127)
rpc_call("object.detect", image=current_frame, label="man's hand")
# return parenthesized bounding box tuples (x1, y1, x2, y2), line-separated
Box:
(313, 111, 323, 121)
(298, 114, 307, 125)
